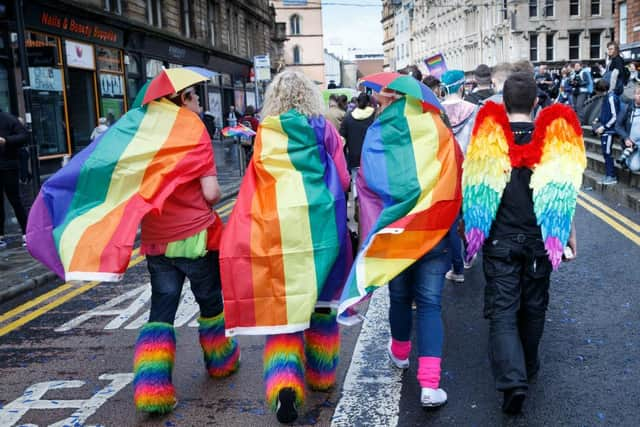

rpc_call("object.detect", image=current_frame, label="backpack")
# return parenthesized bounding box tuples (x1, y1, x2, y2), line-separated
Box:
(622, 66, 631, 86)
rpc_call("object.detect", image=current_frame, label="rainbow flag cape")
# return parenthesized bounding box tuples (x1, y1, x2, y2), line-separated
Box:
(26, 99, 213, 281)
(220, 110, 350, 336)
(222, 124, 256, 138)
(337, 96, 462, 324)
(463, 102, 586, 269)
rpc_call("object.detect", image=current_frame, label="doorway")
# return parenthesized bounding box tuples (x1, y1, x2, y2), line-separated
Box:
(67, 68, 97, 152)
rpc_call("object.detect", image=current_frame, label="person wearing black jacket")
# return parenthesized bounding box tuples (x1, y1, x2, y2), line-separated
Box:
(0, 111, 29, 248)
(339, 92, 375, 176)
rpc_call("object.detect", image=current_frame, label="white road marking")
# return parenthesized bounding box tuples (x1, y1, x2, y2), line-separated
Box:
(331, 287, 402, 427)
(0, 373, 133, 427)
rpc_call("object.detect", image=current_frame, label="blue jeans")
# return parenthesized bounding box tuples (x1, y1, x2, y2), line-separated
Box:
(388, 238, 450, 357)
(146, 251, 223, 324)
(601, 134, 616, 177)
(447, 215, 464, 274)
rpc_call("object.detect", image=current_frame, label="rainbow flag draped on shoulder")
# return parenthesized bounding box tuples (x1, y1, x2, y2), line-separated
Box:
(26, 99, 213, 281)
(337, 96, 462, 324)
(220, 110, 350, 336)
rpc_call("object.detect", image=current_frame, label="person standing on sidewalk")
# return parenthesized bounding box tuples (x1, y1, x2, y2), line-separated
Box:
(594, 78, 620, 185)
(0, 111, 29, 248)
(133, 86, 240, 415)
(219, 70, 351, 424)
(463, 73, 584, 414)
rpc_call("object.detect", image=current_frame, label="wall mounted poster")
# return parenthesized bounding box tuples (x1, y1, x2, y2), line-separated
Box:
(65, 40, 95, 70)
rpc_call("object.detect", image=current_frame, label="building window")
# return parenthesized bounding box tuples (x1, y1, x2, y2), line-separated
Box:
(620, 2, 627, 45)
(529, 0, 537, 17)
(290, 14, 301, 35)
(146, 0, 162, 27)
(570, 0, 579, 15)
(569, 32, 580, 60)
(544, 0, 553, 17)
(181, 0, 193, 38)
(104, 0, 122, 14)
(546, 33, 554, 60)
(246, 19, 253, 56)
(590, 30, 601, 58)
(530, 33, 538, 61)
(293, 45, 301, 64)
(502, 0, 508, 20)
(591, 0, 600, 15)
(207, 0, 216, 46)
(233, 13, 239, 50)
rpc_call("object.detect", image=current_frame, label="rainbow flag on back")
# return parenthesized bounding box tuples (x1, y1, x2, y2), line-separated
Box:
(26, 99, 213, 281)
(220, 110, 350, 336)
(338, 96, 462, 324)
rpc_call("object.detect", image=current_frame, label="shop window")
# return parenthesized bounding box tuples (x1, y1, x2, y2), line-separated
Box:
(570, 0, 579, 15)
(25, 32, 68, 156)
(293, 45, 301, 64)
(207, 0, 217, 46)
(104, 0, 122, 15)
(290, 14, 301, 35)
(529, 33, 538, 61)
(147, 0, 162, 28)
(569, 32, 580, 60)
(0, 63, 9, 113)
(97, 47, 125, 125)
(126, 56, 142, 107)
(590, 30, 601, 59)
(146, 58, 164, 79)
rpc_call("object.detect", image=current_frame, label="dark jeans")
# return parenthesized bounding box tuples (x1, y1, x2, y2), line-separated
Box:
(0, 169, 28, 235)
(146, 251, 223, 324)
(482, 235, 551, 391)
(573, 92, 587, 123)
(600, 134, 616, 178)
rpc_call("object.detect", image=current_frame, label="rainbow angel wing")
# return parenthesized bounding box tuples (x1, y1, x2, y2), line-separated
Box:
(462, 101, 512, 259)
(530, 104, 586, 270)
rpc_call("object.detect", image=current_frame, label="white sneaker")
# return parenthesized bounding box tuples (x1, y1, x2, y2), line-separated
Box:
(22, 235, 27, 247)
(0, 237, 6, 249)
(421, 387, 447, 408)
(445, 270, 464, 282)
(387, 339, 409, 369)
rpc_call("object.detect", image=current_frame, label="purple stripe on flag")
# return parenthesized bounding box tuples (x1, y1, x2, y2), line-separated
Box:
(26, 193, 65, 279)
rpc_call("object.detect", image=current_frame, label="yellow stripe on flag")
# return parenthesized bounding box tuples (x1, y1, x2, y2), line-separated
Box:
(58, 101, 179, 267)
(362, 256, 415, 288)
(260, 117, 318, 325)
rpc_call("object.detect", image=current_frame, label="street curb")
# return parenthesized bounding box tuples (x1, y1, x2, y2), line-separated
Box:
(0, 187, 241, 305)
(0, 271, 59, 304)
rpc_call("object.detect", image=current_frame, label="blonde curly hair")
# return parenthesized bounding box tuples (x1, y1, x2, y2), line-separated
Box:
(260, 70, 325, 119)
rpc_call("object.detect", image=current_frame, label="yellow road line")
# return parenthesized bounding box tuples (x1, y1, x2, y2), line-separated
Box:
(579, 191, 640, 233)
(578, 199, 640, 246)
(0, 255, 146, 338)
(0, 284, 73, 324)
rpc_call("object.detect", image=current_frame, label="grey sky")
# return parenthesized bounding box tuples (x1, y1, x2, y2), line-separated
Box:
(321, 0, 383, 58)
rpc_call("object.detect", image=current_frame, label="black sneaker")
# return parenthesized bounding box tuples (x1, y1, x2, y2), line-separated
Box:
(276, 387, 298, 424)
(502, 387, 526, 414)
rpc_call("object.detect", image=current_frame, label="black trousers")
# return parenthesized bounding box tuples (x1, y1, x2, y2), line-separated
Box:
(0, 168, 28, 235)
(482, 234, 552, 391)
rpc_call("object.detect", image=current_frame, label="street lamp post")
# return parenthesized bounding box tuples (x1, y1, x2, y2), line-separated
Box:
(14, 0, 41, 195)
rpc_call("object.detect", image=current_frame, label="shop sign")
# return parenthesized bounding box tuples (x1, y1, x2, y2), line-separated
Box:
(29, 67, 63, 91)
(25, 5, 123, 48)
(65, 40, 95, 70)
(100, 73, 124, 97)
(254, 55, 271, 81)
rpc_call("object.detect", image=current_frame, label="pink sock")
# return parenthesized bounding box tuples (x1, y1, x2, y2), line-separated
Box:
(417, 356, 441, 389)
(390, 338, 411, 360)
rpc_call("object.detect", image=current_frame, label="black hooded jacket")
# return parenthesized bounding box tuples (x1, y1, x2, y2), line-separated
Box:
(0, 112, 28, 170)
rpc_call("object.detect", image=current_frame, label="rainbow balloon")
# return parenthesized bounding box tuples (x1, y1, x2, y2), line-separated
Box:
(220, 110, 350, 336)
(26, 99, 214, 281)
(337, 96, 462, 324)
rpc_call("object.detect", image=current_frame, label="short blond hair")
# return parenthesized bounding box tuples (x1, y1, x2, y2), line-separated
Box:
(260, 70, 325, 119)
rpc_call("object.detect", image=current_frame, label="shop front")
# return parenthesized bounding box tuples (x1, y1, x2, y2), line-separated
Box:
(24, 3, 125, 166)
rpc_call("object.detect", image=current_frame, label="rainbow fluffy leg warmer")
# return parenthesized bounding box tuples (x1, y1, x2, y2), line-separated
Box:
(263, 332, 305, 412)
(198, 313, 240, 378)
(133, 322, 176, 414)
(304, 310, 340, 391)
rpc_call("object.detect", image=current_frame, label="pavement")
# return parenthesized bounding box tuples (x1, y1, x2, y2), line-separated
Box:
(0, 138, 244, 304)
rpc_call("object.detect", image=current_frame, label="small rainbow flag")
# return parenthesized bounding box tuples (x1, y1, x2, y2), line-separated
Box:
(424, 53, 448, 79)
(220, 110, 350, 336)
(338, 96, 462, 324)
(26, 99, 214, 281)
(222, 124, 257, 138)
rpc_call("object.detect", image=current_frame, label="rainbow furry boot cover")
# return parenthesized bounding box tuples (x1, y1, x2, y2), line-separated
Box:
(305, 310, 340, 391)
(198, 312, 240, 377)
(264, 332, 305, 423)
(133, 322, 177, 414)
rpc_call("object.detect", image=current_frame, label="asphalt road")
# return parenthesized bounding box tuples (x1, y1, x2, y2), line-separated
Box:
(0, 189, 638, 426)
